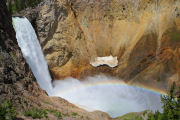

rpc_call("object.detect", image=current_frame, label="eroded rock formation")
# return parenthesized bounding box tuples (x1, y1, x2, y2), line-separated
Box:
(0, 0, 111, 119)
(32, 0, 180, 91)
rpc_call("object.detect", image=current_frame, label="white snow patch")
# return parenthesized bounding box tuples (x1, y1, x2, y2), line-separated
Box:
(90, 55, 118, 68)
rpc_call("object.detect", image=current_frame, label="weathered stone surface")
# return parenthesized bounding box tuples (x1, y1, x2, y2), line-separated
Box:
(34, 0, 179, 91)
(0, 0, 111, 119)
(0, 0, 31, 84)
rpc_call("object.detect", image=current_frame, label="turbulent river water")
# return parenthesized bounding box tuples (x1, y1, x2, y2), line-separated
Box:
(13, 17, 163, 118)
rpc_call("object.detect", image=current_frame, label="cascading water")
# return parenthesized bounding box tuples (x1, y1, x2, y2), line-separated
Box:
(12, 17, 52, 95)
(13, 17, 164, 118)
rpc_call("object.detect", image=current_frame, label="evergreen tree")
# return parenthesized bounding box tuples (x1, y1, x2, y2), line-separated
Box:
(148, 82, 180, 120)
(14, 0, 21, 12)
(8, 0, 12, 13)
(20, 0, 26, 10)
(7, 0, 42, 14)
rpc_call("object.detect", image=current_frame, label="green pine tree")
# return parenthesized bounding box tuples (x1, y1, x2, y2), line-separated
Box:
(148, 82, 180, 120)
(8, 0, 13, 13)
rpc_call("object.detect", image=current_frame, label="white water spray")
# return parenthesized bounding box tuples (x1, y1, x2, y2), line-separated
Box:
(13, 17, 52, 94)
(13, 17, 163, 118)
(52, 75, 163, 118)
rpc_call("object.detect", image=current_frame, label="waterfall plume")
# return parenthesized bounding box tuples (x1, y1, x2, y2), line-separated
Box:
(13, 17, 53, 95)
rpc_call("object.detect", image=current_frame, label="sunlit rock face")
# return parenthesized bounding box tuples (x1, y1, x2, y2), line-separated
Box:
(35, 0, 180, 90)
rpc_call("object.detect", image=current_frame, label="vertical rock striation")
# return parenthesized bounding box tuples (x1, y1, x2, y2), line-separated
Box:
(0, 1, 112, 119)
(33, 0, 179, 90)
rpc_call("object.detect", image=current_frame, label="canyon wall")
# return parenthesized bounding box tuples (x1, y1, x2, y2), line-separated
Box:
(1, 0, 179, 118)
(0, 0, 111, 119)
(34, 0, 180, 91)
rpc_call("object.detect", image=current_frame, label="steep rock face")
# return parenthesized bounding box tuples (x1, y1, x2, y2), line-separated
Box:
(0, 0, 32, 86)
(0, 0, 111, 119)
(36, 0, 72, 68)
(0, 0, 42, 113)
(35, 0, 180, 91)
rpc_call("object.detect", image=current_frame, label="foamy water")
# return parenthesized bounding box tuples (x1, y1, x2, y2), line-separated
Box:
(13, 17, 52, 94)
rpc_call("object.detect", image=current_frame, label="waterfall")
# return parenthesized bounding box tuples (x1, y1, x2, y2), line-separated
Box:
(12, 17, 163, 118)
(12, 17, 52, 95)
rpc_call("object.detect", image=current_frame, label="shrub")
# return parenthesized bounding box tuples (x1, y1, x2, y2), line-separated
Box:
(0, 100, 17, 120)
(117, 112, 143, 120)
(46, 109, 62, 119)
(24, 108, 64, 119)
(72, 112, 78, 116)
(54, 111, 62, 119)
(24, 108, 47, 119)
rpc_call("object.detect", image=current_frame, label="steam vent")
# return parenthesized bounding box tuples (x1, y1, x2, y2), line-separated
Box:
(0, 0, 180, 120)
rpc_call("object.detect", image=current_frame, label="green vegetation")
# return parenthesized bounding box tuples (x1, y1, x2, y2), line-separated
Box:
(170, 31, 180, 43)
(115, 113, 143, 120)
(24, 108, 47, 119)
(62, 113, 69, 116)
(24, 108, 64, 119)
(54, 111, 62, 119)
(0, 101, 17, 120)
(9, 51, 15, 61)
(72, 112, 78, 116)
(148, 82, 180, 120)
(7, 0, 42, 14)
(46, 109, 62, 119)
(116, 82, 180, 120)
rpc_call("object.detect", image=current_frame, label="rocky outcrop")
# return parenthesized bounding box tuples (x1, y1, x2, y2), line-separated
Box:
(34, 0, 179, 91)
(36, 0, 72, 69)
(0, 0, 31, 85)
(0, 0, 111, 119)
